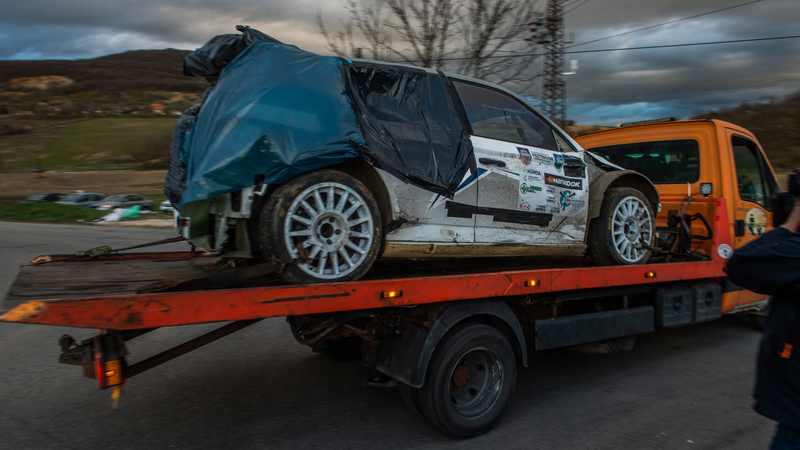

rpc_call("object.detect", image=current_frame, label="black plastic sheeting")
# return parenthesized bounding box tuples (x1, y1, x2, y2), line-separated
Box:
(183, 25, 281, 80)
(167, 26, 476, 211)
(342, 62, 474, 197)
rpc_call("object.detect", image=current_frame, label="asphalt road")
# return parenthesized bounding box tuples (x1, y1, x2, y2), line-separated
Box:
(0, 221, 775, 449)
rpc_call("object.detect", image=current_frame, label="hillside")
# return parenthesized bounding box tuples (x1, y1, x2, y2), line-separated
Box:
(692, 90, 800, 170)
(0, 49, 206, 93)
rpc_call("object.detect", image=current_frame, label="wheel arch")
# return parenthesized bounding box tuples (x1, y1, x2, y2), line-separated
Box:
(587, 170, 659, 224)
(328, 157, 393, 230)
(375, 300, 527, 388)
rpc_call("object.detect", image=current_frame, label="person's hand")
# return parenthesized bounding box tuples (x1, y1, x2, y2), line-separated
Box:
(780, 197, 800, 232)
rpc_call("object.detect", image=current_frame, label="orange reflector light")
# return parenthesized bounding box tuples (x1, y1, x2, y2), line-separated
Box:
(104, 360, 123, 386)
(381, 290, 402, 299)
(645, 271, 657, 278)
(525, 280, 540, 287)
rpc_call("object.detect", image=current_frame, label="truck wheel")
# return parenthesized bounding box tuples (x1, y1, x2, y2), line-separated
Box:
(259, 169, 382, 284)
(398, 383, 426, 420)
(588, 187, 654, 266)
(418, 323, 516, 437)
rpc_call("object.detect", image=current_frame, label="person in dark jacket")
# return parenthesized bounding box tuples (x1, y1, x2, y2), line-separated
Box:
(727, 198, 800, 449)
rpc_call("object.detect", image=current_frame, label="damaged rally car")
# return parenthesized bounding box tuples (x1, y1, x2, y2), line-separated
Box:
(166, 26, 659, 284)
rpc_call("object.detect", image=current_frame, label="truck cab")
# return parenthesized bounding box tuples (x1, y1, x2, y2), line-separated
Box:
(575, 118, 780, 313)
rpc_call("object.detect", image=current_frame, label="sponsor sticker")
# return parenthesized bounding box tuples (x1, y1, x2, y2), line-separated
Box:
(520, 183, 542, 194)
(517, 147, 532, 166)
(530, 151, 553, 163)
(560, 190, 576, 211)
(546, 186, 556, 194)
(535, 205, 547, 213)
(550, 207, 560, 213)
(745, 208, 768, 236)
(525, 168, 543, 176)
(546, 196, 555, 204)
(553, 154, 564, 172)
(545, 173, 583, 190)
(519, 201, 531, 210)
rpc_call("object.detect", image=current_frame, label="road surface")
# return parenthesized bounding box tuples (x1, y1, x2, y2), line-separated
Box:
(0, 221, 775, 449)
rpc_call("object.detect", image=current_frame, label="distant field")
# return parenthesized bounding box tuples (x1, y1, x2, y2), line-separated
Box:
(0, 117, 177, 172)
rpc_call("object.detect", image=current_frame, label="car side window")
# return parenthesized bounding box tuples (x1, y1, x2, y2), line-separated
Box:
(453, 81, 558, 151)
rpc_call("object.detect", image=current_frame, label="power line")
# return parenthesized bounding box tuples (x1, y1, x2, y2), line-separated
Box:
(563, 34, 800, 55)
(567, 0, 764, 49)
(402, 34, 800, 62)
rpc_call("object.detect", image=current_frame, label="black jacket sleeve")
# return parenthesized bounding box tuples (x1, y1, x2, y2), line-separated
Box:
(727, 227, 800, 296)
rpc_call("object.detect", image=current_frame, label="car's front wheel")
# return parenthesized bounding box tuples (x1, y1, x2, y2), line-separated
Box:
(259, 169, 382, 284)
(588, 187, 654, 266)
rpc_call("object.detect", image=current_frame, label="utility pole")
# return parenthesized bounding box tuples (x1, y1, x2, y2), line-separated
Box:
(540, 0, 566, 126)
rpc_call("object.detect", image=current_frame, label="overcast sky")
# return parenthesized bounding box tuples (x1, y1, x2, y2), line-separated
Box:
(1, 0, 798, 125)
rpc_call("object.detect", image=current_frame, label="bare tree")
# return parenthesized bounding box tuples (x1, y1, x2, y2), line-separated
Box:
(318, 0, 542, 86)
(317, 0, 394, 61)
(455, 0, 541, 85)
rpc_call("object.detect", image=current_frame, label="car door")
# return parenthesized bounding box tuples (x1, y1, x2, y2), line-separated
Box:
(452, 80, 588, 245)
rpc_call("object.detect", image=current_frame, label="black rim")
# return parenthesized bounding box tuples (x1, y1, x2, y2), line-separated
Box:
(448, 348, 503, 418)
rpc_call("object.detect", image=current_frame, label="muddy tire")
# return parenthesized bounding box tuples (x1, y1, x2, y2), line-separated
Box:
(588, 187, 654, 266)
(259, 169, 382, 284)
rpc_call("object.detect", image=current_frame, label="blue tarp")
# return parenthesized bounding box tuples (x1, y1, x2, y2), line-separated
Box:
(177, 41, 364, 209)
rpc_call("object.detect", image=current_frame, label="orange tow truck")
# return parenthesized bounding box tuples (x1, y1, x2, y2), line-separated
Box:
(0, 119, 775, 437)
(575, 117, 779, 324)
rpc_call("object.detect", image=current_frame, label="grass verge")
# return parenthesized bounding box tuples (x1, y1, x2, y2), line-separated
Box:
(0, 203, 108, 222)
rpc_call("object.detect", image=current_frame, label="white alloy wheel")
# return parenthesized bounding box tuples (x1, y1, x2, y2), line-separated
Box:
(610, 195, 652, 263)
(283, 182, 375, 280)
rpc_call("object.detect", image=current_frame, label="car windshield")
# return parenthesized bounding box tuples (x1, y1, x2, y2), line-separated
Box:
(59, 194, 82, 202)
(102, 195, 125, 202)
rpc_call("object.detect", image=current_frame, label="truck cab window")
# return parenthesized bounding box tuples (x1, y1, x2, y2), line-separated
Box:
(732, 136, 776, 209)
(586, 139, 700, 184)
(454, 81, 557, 151)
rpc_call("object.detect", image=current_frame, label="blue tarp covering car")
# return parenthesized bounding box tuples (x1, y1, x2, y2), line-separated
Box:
(166, 26, 472, 211)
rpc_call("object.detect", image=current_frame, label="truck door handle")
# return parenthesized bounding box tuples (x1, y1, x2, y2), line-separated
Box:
(734, 219, 745, 237)
(479, 158, 506, 167)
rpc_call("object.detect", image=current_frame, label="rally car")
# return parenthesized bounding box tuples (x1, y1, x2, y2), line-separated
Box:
(167, 27, 659, 284)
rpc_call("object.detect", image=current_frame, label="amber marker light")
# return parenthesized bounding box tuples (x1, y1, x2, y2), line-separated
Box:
(104, 360, 123, 386)
(381, 290, 403, 299)
(645, 271, 657, 279)
(525, 280, 540, 287)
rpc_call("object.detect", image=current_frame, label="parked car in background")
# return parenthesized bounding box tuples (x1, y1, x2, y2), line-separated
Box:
(160, 199, 173, 212)
(17, 193, 64, 204)
(90, 195, 153, 211)
(55, 192, 105, 207)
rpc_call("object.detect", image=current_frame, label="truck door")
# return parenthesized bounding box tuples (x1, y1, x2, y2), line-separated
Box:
(726, 131, 779, 309)
(452, 80, 588, 245)
(726, 133, 779, 249)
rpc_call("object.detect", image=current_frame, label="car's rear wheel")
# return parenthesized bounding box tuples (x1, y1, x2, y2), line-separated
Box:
(588, 187, 654, 266)
(259, 169, 382, 284)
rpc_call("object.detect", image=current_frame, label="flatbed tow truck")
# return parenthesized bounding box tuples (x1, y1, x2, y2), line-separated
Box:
(0, 195, 764, 437)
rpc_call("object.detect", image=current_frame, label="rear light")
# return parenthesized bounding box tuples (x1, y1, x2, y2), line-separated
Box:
(181, 218, 190, 227)
(90, 334, 125, 390)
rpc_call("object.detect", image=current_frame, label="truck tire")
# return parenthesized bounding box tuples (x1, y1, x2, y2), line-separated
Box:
(418, 323, 516, 437)
(259, 169, 382, 284)
(588, 187, 654, 266)
(398, 383, 426, 420)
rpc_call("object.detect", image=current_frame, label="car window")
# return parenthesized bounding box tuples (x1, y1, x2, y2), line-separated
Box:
(60, 193, 82, 202)
(104, 195, 124, 202)
(587, 139, 700, 184)
(453, 81, 557, 151)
